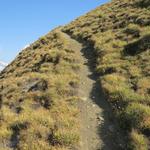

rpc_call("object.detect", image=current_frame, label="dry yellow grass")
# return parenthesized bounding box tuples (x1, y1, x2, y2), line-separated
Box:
(0, 29, 80, 150)
(0, 0, 150, 149)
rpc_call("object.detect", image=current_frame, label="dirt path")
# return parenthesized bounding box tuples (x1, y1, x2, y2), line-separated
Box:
(60, 30, 124, 150)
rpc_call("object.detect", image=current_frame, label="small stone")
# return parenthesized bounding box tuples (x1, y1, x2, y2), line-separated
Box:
(81, 97, 87, 101)
(92, 104, 96, 107)
(109, 125, 114, 132)
(97, 116, 104, 121)
(98, 122, 101, 125)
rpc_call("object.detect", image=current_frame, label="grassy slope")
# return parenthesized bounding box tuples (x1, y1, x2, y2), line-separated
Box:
(63, 0, 150, 149)
(0, 0, 150, 149)
(0, 29, 81, 150)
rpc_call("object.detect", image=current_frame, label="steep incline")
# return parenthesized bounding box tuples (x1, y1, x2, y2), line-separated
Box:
(0, 29, 82, 150)
(0, 28, 124, 150)
(0, 0, 150, 150)
(63, 0, 150, 149)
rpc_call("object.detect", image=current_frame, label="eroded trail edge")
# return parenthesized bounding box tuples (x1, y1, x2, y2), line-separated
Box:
(61, 30, 125, 150)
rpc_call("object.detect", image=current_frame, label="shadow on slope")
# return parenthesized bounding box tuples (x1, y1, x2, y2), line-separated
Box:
(81, 42, 126, 150)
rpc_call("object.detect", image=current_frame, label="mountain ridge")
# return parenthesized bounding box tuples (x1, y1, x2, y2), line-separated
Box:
(0, 0, 150, 149)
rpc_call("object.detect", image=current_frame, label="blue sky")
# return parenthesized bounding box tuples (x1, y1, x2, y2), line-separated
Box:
(0, 0, 109, 63)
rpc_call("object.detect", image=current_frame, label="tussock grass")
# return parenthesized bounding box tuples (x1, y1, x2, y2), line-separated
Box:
(0, 0, 150, 149)
(0, 29, 81, 149)
(130, 130, 149, 150)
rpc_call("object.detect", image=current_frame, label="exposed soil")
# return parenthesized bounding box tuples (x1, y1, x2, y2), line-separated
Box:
(60, 30, 125, 150)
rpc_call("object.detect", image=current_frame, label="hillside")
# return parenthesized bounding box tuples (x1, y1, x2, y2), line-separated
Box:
(0, 0, 150, 150)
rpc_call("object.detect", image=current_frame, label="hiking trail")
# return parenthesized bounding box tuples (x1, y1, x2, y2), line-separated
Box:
(60, 30, 124, 150)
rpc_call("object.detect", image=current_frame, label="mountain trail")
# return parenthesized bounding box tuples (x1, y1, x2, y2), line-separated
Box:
(59, 29, 124, 150)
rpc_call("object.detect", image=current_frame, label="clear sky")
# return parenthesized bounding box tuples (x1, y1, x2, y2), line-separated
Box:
(0, 0, 109, 63)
